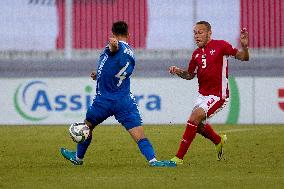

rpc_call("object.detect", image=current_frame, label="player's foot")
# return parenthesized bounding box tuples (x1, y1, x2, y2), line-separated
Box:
(215, 134, 227, 161)
(149, 160, 176, 167)
(170, 156, 184, 165)
(60, 148, 83, 165)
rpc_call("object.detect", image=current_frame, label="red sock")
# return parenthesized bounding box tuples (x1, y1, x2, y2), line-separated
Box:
(176, 121, 197, 159)
(200, 123, 221, 145)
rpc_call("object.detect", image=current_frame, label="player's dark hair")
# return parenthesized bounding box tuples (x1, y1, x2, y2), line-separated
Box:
(196, 21, 211, 31)
(112, 21, 128, 36)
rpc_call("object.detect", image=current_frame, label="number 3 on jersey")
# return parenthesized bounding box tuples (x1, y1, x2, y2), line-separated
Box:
(115, 62, 130, 87)
(201, 57, 206, 68)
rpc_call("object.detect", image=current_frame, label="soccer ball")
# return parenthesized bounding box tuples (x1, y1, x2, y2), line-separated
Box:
(69, 122, 90, 143)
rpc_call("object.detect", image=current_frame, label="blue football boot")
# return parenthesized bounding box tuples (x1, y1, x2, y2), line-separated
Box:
(60, 148, 83, 165)
(149, 160, 176, 167)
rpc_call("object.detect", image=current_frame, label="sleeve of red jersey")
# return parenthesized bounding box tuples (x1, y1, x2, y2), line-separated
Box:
(187, 53, 197, 75)
(222, 40, 238, 57)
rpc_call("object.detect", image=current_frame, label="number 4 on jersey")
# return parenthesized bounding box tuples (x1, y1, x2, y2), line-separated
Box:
(115, 62, 130, 87)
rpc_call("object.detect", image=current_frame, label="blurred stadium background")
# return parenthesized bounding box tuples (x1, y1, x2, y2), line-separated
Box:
(0, 0, 283, 125)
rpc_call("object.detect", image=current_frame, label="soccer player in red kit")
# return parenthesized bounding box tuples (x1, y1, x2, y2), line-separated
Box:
(169, 21, 249, 164)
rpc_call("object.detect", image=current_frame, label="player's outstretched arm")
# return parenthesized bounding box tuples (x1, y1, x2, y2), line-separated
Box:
(169, 66, 195, 80)
(235, 28, 249, 61)
(109, 37, 119, 52)
(90, 70, 96, 80)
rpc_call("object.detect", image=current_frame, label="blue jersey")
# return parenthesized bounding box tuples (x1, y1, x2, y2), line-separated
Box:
(95, 41, 135, 100)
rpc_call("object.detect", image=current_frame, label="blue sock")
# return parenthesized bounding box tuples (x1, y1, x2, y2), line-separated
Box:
(137, 138, 156, 161)
(76, 135, 92, 159)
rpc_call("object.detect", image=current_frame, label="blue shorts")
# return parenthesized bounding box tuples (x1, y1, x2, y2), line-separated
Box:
(85, 94, 142, 130)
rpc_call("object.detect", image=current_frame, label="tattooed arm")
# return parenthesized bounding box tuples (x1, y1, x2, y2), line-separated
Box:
(169, 66, 195, 80)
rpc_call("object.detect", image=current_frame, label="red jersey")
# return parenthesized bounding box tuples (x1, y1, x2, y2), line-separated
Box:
(188, 40, 238, 99)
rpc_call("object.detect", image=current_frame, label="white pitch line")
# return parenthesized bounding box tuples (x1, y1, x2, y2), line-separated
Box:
(218, 128, 258, 133)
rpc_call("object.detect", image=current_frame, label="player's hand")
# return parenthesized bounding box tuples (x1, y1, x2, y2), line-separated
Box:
(169, 66, 179, 75)
(240, 28, 249, 49)
(90, 71, 97, 80)
(109, 37, 119, 52)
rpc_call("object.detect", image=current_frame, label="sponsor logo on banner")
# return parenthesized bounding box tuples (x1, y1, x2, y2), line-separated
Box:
(135, 94, 161, 111)
(13, 80, 161, 122)
(278, 88, 284, 111)
(13, 80, 93, 121)
(226, 77, 240, 124)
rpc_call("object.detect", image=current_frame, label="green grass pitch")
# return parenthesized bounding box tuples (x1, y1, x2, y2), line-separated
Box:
(0, 124, 284, 189)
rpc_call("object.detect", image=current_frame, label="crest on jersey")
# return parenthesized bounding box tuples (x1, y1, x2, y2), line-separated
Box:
(210, 49, 215, 55)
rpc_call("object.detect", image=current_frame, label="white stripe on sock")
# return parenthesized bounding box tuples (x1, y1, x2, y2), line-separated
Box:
(149, 158, 157, 163)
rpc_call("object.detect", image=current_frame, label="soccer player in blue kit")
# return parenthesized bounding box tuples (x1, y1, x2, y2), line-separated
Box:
(60, 21, 176, 167)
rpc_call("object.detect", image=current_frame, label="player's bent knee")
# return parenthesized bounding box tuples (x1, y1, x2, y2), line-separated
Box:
(189, 108, 206, 124)
(196, 123, 205, 133)
(128, 126, 145, 142)
(84, 119, 95, 130)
